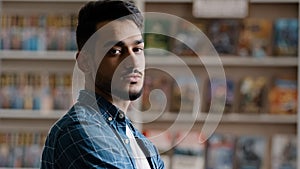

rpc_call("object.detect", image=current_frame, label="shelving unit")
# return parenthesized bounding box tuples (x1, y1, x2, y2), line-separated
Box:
(0, 0, 298, 169)
(0, 109, 64, 119)
(146, 56, 298, 66)
(141, 1, 299, 169)
(140, 112, 297, 124)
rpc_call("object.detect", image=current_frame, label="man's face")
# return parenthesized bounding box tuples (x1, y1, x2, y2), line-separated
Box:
(94, 19, 145, 101)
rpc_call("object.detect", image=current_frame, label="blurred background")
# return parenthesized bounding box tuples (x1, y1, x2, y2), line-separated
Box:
(0, 0, 298, 169)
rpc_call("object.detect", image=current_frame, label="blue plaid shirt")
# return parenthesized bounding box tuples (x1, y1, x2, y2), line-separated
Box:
(41, 90, 165, 169)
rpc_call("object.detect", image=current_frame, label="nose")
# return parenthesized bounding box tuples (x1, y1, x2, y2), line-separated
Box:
(123, 48, 140, 69)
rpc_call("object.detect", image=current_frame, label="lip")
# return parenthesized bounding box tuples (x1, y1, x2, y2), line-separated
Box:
(121, 73, 142, 83)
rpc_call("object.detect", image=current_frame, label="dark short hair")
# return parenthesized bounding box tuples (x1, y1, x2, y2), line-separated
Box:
(76, 0, 143, 51)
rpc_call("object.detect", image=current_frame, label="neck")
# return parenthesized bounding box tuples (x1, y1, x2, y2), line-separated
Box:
(94, 87, 130, 113)
(84, 80, 130, 113)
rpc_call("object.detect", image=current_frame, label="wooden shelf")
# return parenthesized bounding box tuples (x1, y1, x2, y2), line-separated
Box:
(140, 111, 297, 124)
(1, 0, 88, 2)
(146, 56, 298, 67)
(0, 109, 296, 124)
(0, 51, 297, 67)
(250, 0, 299, 3)
(0, 1, 297, 169)
(0, 50, 75, 60)
(0, 109, 65, 119)
(2, 0, 298, 3)
(0, 168, 37, 169)
(144, 0, 299, 3)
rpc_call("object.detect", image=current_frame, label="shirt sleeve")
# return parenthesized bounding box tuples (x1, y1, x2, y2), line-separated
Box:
(54, 121, 132, 169)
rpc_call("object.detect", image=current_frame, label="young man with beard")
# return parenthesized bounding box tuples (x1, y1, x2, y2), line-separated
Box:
(41, 1, 165, 168)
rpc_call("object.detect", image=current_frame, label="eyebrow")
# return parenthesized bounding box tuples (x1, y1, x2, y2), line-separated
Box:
(103, 39, 144, 48)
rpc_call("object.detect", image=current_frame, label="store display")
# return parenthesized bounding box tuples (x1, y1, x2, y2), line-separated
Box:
(207, 19, 241, 56)
(0, 72, 72, 110)
(273, 18, 299, 56)
(206, 133, 236, 169)
(172, 131, 206, 169)
(237, 18, 273, 57)
(0, 131, 46, 168)
(271, 134, 297, 169)
(0, 14, 77, 51)
(239, 76, 268, 114)
(0, 1, 298, 169)
(235, 135, 267, 169)
(269, 76, 297, 114)
(169, 76, 200, 113)
(205, 77, 235, 113)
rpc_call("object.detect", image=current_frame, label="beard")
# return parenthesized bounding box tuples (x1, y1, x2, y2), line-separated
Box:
(112, 87, 143, 101)
(95, 78, 143, 101)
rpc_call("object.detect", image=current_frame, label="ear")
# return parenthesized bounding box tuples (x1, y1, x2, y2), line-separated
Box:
(76, 51, 91, 73)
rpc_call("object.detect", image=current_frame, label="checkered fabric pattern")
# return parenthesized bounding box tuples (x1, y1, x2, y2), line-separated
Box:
(41, 90, 165, 169)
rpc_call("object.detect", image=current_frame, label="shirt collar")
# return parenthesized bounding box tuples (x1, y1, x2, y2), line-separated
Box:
(77, 90, 126, 123)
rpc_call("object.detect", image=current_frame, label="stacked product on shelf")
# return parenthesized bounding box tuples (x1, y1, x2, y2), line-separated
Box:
(0, 1, 298, 169)
(0, 131, 47, 168)
(0, 14, 77, 51)
(143, 129, 297, 169)
(0, 72, 72, 110)
(141, 70, 297, 115)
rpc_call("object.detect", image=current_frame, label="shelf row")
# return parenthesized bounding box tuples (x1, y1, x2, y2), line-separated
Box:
(1, 0, 298, 3)
(144, 0, 299, 3)
(0, 50, 297, 66)
(0, 109, 297, 124)
(0, 168, 36, 169)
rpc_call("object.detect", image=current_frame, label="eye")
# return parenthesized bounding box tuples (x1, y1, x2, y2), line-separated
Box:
(133, 47, 144, 54)
(109, 48, 122, 55)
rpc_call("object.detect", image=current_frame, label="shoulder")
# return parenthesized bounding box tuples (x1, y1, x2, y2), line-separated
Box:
(42, 102, 120, 166)
(43, 102, 111, 152)
(48, 102, 109, 142)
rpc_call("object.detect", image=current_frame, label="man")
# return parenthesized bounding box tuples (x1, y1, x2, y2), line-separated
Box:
(41, 1, 165, 168)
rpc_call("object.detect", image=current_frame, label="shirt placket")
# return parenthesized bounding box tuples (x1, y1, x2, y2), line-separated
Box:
(107, 112, 138, 169)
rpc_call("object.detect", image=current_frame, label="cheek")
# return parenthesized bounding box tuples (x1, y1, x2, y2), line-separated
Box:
(96, 61, 116, 80)
(140, 57, 146, 67)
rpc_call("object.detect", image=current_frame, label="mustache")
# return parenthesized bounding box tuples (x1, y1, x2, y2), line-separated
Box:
(122, 68, 143, 76)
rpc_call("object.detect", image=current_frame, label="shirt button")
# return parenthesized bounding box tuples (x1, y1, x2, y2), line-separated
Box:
(124, 139, 130, 144)
(118, 112, 125, 119)
(108, 117, 113, 121)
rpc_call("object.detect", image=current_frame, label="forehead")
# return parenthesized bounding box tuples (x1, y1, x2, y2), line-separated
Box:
(96, 19, 142, 43)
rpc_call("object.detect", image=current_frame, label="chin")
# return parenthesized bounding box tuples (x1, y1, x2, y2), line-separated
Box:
(128, 92, 142, 101)
(111, 87, 143, 101)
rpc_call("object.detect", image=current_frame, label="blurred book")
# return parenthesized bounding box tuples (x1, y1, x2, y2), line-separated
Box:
(12, 132, 24, 167)
(235, 135, 267, 169)
(268, 77, 297, 115)
(0, 131, 44, 168)
(0, 72, 72, 110)
(141, 70, 172, 113)
(0, 133, 10, 167)
(52, 73, 72, 110)
(271, 134, 297, 169)
(206, 133, 236, 169)
(169, 76, 201, 113)
(237, 18, 272, 58)
(23, 133, 42, 168)
(172, 131, 206, 169)
(207, 19, 241, 55)
(273, 18, 298, 56)
(205, 77, 235, 114)
(171, 20, 208, 57)
(144, 17, 172, 56)
(0, 14, 76, 51)
(239, 76, 268, 114)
